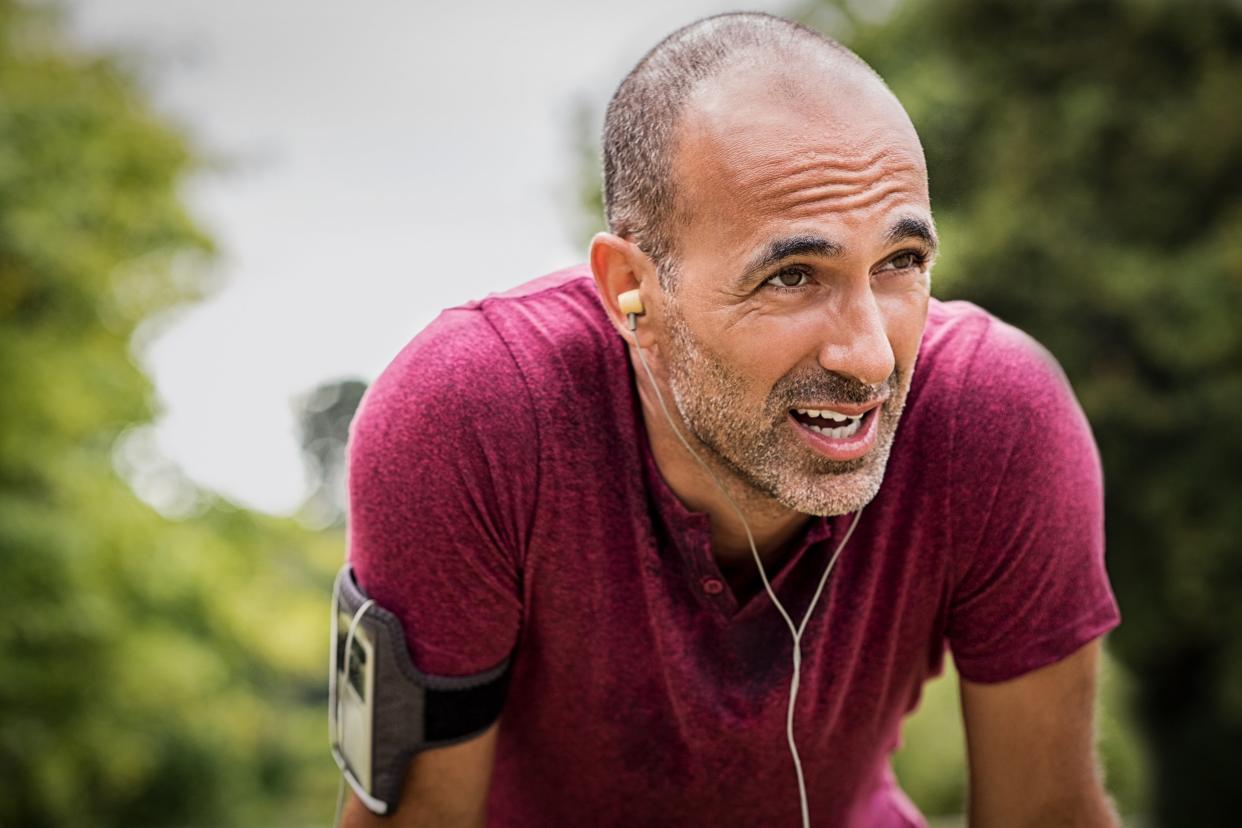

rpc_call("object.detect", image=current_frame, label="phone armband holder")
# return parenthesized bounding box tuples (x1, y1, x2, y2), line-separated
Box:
(329, 564, 512, 814)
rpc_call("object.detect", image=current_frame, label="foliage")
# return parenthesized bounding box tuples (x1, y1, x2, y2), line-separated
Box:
(0, 2, 340, 825)
(803, 0, 1241, 822)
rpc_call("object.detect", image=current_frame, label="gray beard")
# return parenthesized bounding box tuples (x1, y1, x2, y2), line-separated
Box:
(661, 301, 913, 517)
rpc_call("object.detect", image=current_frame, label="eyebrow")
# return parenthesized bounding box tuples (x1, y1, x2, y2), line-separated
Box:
(886, 215, 939, 253)
(734, 216, 939, 290)
(735, 234, 843, 289)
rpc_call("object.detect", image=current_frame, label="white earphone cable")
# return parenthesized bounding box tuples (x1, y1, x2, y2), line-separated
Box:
(628, 312, 862, 828)
(331, 584, 376, 828)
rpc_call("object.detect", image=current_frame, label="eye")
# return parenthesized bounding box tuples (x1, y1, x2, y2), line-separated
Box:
(763, 267, 811, 289)
(882, 251, 926, 271)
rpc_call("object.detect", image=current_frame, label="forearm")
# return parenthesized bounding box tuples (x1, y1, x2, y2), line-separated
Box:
(968, 785, 1120, 828)
(341, 791, 486, 828)
(338, 723, 497, 828)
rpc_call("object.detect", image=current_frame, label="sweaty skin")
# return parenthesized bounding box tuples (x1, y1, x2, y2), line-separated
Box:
(628, 54, 936, 585)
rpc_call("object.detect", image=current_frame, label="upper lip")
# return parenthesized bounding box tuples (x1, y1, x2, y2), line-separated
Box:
(790, 400, 886, 417)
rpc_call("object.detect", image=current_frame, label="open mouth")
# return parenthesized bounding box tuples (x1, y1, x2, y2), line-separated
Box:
(790, 405, 874, 438)
(787, 404, 882, 461)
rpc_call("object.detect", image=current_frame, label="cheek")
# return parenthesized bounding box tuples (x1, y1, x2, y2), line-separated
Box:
(878, 288, 929, 368)
(701, 282, 929, 389)
(717, 307, 828, 382)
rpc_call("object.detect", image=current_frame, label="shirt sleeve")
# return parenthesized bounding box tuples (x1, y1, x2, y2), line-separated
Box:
(946, 317, 1120, 683)
(346, 307, 538, 677)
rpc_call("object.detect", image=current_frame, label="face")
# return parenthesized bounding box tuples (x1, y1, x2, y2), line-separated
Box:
(655, 59, 935, 516)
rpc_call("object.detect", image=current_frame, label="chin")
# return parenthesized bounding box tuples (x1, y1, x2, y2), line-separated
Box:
(774, 457, 889, 517)
(771, 397, 907, 516)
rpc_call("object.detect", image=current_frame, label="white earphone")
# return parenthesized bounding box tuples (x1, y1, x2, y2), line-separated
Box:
(617, 287, 862, 828)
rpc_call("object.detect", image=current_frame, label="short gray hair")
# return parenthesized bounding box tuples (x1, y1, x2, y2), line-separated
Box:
(601, 13, 872, 286)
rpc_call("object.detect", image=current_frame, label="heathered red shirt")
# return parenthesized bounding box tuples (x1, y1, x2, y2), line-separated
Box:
(347, 265, 1120, 827)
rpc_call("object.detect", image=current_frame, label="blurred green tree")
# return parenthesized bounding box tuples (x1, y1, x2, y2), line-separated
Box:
(0, 2, 341, 825)
(813, 0, 1240, 822)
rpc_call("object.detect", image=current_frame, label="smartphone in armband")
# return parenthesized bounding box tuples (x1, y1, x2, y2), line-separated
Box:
(328, 564, 513, 814)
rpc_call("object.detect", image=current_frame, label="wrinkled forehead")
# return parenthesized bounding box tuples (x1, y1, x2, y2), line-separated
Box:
(672, 57, 929, 227)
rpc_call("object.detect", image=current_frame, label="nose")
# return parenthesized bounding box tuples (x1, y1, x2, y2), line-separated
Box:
(815, 288, 895, 388)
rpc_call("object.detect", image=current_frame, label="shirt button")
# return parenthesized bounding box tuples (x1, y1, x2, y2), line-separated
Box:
(700, 577, 724, 595)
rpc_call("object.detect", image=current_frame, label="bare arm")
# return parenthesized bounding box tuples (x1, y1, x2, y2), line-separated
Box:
(960, 640, 1119, 828)
(341, 722, 499, 828)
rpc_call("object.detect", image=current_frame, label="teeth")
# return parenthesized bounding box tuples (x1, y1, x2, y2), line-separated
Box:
(795, 407, 861, 424)
(808, 418, 863, 439)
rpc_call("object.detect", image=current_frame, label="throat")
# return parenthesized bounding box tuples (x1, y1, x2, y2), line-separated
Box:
(711, 515, 808, 576)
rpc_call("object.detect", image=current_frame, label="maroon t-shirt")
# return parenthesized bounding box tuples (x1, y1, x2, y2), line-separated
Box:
(347, 265, 1120, 827)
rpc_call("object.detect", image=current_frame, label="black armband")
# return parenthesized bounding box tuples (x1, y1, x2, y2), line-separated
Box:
(329, 564, 511, 813)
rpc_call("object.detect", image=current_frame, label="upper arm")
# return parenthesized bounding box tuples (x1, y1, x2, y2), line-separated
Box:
(959, 640, 1117, 828)
(944, 322, 1122, 825)
(342, 310, 534, 822)
(341, 722, 500, 828)
(347, 308, 536, 674)
(946, 318, 1119, 683)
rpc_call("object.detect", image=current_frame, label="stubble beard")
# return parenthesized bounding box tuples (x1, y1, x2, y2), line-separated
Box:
(660, 298, 914, 517)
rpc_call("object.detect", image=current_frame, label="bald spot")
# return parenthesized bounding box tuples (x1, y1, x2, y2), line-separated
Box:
(670, 52, 929, 259)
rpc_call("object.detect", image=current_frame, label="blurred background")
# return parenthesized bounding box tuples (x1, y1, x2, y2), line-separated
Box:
(2, 0, 1239, 824)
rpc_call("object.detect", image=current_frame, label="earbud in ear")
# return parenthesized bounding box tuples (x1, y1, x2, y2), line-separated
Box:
(618, 289, 644, 317)
(618, 289, 645, 334)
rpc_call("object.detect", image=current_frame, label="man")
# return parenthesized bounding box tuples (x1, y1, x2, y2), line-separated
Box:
(343, 12, 1120, 827)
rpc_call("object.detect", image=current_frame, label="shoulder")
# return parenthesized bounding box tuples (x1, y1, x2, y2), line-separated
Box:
(915, 298, 1087, 445)
(350, 265, 603, 452)
(906, 299, 1102, 561)
(918, 301, 1103, 582)
(926, 307, 1117, 681)
(348, 266, 621, 518)
(472, 264, 622, 389)
(349, 305, 523, 460)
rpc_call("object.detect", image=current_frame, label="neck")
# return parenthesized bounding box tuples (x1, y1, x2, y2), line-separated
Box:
(630, 347, 810, 567)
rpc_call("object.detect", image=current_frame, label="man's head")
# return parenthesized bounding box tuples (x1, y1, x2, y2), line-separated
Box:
(592, 13, 936, 516)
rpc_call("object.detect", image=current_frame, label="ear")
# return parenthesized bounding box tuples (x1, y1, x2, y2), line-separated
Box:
(589, 232, 659, 347)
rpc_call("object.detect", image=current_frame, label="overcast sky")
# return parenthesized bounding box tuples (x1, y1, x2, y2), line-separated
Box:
(64, 0, 801, 516)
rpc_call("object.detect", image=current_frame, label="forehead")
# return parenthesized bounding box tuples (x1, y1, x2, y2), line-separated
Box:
(671, 59, 930, 260)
